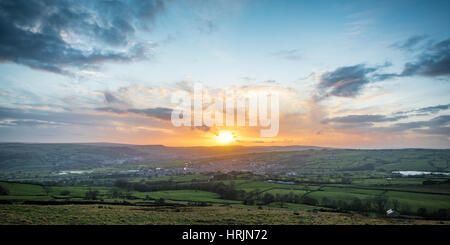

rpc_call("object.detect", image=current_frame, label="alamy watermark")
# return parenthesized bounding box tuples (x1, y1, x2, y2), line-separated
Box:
(170, 83, 279, 137)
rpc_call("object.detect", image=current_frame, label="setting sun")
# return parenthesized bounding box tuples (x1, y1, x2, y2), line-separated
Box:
(216, 131, 236, 144)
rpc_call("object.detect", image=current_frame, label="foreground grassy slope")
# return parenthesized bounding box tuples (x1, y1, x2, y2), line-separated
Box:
(0, 204, 448, 225)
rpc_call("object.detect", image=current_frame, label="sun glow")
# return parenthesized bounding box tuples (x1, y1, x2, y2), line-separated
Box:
(216, 131, 236, 144)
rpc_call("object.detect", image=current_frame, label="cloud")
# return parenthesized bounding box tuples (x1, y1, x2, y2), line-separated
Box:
(388, 36, 450, 78)
(345, 18, 374, 37)
(322, 114, 407, 124)
(94, 107, 127, 115)
(104, 91, 127, 105)
(0, 0, 165, 75)
(390, 115, 450, 135)
(0, 106, 174, 133)
(315, 63, 390, 99)
(326, 113, 450, 137)
(127, 107, 172, 121)
(95, 106, 173, 121)
(390, 34, 428, 51)
(0, 106, 100, 127)
(400, 38, 450, 77)
(270, 49, 302, 60)
(413, 126, 450, 135)
(0, 118, 66, 127)
(394, 104, 450, 116)
(316, 36, 450, 97)
(417, 104, 450, 114)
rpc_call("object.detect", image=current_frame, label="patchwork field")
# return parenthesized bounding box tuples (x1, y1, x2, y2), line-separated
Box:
(0, 147, 449, 225)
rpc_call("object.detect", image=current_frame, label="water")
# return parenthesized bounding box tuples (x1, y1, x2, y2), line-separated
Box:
(392, 171, 450, 176)
(58, 170, 93, 175)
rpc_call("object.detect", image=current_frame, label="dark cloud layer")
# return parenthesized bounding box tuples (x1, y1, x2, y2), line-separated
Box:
(325, 112, 449, 137)
(388, 36, 450, 78)
(0, 106, 94, 126)
(400, 38, 450, 77)
(316, 36, 450, 100)
(127, 107, 172, 121)
(322, 109, 449, 136)
(0, 106, 173, 130)
(394, 104, 450, 116)
(316, 63, 390, 98)
(0, 118, 66, 127)
(417, 104, 450, 114)
(390, 115, 450, 135)
(96, 106, 172, 121)
(0, 0, 165, 75)
(322, 114, 407, 124)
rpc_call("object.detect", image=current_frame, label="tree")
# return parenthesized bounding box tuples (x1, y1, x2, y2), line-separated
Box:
(156, 198, 166, 205)
(417, 207, 427, 217)
(321, 197, 331, 207)
(436, 209, 448, 218)
(361, 199, 372, 212)
(373, 196, 388, 214)
(400, 203, 411, 214)
(110, 189, 121, 198)
(262, 193, 275, 205)
(114, 179, 129, 189)
(60, 190, 71, 196)
(342, 177, 352, 184)
(391, 199, 400, 210)
(85, 190, 99, 200)
(0, 185, 9, 195)
(301, 196, 318, 206)
(350, 198, 363, 211)
(43, 186, 51, 196)
(278, 194, 285, 208)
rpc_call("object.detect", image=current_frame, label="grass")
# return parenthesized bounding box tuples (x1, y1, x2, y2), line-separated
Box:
(0, 204, 448, 225)
(0, 181, 46, 196)
(383, 191, 450, 212)
(134, 190, 240, 204)
(48, 186, 112, 197)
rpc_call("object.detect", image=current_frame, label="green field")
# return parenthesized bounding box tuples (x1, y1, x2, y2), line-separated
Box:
(134, 190, 240, 204)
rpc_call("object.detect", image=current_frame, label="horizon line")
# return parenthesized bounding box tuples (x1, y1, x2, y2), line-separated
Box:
(0, 141, 449, 150)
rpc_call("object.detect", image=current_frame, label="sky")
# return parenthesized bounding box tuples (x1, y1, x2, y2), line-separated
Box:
(0, 0, 449, 148)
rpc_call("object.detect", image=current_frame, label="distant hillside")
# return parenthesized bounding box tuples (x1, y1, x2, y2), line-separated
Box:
(192, 148, 450, 174)
(0, 143, 325, 171)
(1, 143, 448, 175)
